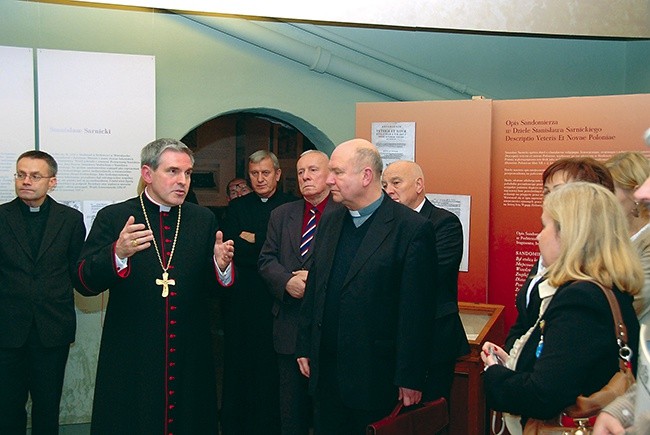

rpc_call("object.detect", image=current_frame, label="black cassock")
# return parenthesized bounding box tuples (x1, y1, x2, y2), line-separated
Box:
(77, 195, 224, 435)
(220, 189, 295, 434)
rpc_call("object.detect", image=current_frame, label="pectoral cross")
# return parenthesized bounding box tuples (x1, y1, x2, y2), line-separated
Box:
(156, 271, 175, 298)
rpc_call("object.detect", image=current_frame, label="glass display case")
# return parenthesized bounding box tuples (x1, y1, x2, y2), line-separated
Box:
(449, 302, 505, 435)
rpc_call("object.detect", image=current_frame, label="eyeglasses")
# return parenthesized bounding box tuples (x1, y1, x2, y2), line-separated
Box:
(229, 182, 249, 192)
(14, 173, 54, 182)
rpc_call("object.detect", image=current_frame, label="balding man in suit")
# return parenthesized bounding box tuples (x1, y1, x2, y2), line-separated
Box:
(259, 150, 339, 435)
(296, 140, 438, 434)
(382, 160, 469, 402)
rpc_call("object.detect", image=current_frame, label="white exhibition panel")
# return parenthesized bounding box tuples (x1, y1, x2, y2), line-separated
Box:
(0, 46, 35, 203)
(36, 48, 156, 425)
(37, 49, 155, 206)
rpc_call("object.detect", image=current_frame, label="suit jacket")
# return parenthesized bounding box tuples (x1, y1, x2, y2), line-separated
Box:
(0, 196, 85, 347)
(419, 199, 469, 362)
(296, 195, 438, 410)
(258, 196, 340, 354)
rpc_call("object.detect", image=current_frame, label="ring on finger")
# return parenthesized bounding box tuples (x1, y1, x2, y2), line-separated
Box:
(132, 239, 138, 247)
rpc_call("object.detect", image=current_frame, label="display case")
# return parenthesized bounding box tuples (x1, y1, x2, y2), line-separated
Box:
(449, 302, 505, 435)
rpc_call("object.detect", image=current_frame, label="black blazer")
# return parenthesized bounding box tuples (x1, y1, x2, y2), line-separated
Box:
(419, 199, 469, 362)
(0, 196, 85, 347)
(485, 281, 639, 421)
(258, 196, 341, 355)
(296, 195, 438, 410)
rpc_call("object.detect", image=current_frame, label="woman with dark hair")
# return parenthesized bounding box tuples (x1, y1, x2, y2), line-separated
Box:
(542, 156, 615, 196)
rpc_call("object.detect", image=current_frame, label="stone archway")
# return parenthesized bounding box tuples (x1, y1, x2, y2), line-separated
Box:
(181, 110, 333, 209)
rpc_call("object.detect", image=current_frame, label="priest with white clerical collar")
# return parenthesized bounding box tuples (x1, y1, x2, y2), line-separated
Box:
(77, 138, 235, 435)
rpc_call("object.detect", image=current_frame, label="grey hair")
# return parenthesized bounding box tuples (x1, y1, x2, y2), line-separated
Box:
(355, 146, 383, 177)
(141, 138, 194, 169)
(299, 149, 329, 159)
(249, 150, 279, 170)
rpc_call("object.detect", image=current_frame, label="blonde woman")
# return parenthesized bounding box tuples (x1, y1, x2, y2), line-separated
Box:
(482, 182, 642, 434)
(605, 151, 650, 321)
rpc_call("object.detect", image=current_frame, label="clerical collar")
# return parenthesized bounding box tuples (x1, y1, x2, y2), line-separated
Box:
(19, 196, 50, 213)
(349, 193, 384, 227)
(143, 187, 172, 212)
(258, 189, 279, 203)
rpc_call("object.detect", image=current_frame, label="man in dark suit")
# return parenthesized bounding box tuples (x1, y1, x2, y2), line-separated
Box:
(259, 150, 338, 435)
(382, 160, 469, 401)
(221, 150, 296, 434)
(0, 150, 86, 434)
(296, 139, 438, 434)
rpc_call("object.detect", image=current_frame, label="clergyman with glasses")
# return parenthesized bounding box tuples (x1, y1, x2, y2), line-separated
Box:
(0, 150, 86, 434)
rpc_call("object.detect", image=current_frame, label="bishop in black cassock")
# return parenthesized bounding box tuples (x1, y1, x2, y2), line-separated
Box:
(77, 193, 230, 434)
(76, 139, 234, 435)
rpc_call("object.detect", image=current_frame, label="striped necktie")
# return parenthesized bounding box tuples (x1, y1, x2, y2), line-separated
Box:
(300, 207, 318, 257)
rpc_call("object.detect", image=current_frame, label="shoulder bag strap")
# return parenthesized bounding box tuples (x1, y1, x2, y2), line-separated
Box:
(592, 282, 632, 370)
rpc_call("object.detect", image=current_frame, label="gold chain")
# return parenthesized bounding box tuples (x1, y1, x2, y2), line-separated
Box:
(139, 192, 181, 273)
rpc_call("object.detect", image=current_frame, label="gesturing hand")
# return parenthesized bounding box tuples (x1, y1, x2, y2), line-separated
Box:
(115, 215, 153, 259)
(214, 230, 235, 271)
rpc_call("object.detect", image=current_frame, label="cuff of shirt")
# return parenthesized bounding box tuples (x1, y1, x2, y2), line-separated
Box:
(216, 260, 234, 286)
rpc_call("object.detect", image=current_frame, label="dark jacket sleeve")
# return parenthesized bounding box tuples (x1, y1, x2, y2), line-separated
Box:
(258, 207, 293, 301)
(295, 259, 317, 360)
(76, 205, 123, 295)
(394, 218, 438, 390)
(68, 208, 87, 288)
(432, 211, 463, 318)
(429, 209, 469, 361)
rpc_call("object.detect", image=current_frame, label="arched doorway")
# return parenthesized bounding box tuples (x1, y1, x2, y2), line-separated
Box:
(180, 111, 325, 409)
(181, 111, 323, 212)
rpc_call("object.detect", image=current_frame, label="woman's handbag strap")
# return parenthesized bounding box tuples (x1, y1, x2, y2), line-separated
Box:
(592, 282, 632, 370)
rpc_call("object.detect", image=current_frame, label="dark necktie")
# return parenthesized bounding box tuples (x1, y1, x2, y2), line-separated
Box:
(300, 207, 317, 257)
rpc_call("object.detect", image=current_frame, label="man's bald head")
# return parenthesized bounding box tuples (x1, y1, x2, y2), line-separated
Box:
(382, 160, 425, 210)
(327, 139, 383, 210)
